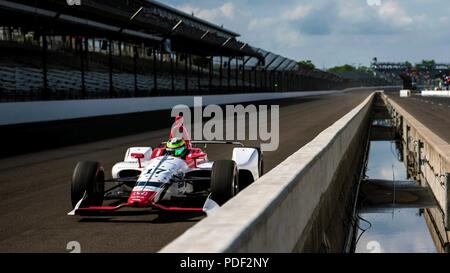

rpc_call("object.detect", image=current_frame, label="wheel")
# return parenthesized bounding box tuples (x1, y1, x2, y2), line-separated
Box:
(210, 160, 239, 206)
(71, 161, 105, 208)
(256, 148, 264, 177)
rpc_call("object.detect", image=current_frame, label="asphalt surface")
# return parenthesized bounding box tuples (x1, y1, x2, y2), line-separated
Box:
(0, 90, 373, 253)
(386, 93, 450, 142)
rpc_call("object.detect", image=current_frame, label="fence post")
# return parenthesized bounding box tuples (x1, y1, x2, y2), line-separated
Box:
(219, 56, 223, 93)
(170, 53, 175, 95)
(227, 58, 231, 93)
(42, 33, 49, 100)
(189, 55, 192, 95)
(208, 57, 212, 94)
(235, 57, 238, 91)
(80, 38, 86, 99)
(133, 46, 138, 97)
(184, 54, 188, 94)
(108, 39, 114, 98)
(84, 37, 89, 70)
(253, 67, 257, 92)
(242, 62, 246, 92)
(197, 58, 201, 94)
(153, 49, 158, 95)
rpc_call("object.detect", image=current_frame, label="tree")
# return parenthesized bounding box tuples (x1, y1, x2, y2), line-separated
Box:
(356, 66, 376, 76)
(420, 59, 436, 70)
(328, 64, 377, 77)
(327, 64, 356, 73)
(404, 61, 413, 69)
(297, 60, 315, 70)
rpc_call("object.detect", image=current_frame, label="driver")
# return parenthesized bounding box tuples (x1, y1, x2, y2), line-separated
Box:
(165, 137, 188, 158)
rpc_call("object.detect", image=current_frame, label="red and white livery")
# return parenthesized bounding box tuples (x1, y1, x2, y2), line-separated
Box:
(68, 116, 263, 216)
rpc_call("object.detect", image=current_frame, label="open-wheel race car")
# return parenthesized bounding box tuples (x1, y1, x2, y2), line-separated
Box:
(68, 116, 263, 216)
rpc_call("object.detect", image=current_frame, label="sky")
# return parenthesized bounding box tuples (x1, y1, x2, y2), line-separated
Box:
(162, 0, 450, 69)
(355, 141, 436, 253)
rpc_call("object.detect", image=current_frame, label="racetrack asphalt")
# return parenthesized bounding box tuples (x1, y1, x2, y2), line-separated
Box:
(386, 92, 450, 142)
(0, 89, 373, 252)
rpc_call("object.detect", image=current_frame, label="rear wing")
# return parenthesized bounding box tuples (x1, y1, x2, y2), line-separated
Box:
(169, 116, 191, 147)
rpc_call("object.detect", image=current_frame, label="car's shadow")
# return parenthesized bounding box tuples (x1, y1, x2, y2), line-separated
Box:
(76, 198, 205, 223)
(77, 210, 204, 224)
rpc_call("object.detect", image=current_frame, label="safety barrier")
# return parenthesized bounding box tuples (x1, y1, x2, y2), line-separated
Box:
(0, 90, 343, 126)
(160, 91, 376, 252)
(421, 90, 450, 97)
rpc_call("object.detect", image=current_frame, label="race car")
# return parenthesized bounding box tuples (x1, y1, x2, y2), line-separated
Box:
(68, 116, 263, 216)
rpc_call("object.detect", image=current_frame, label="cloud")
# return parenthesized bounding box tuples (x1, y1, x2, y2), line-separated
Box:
(249, 4, 312, 30)
(337, 0, 415, 35)
(248, 17, 278, 31)
(339, 0, 368, 21)
(297, 2, 338, 35)
(175, 1, 416, 41)
(247, 4, 313, 48)
(165, 0, 450, 68)
(356, 209, 436, 253)
(377, 1, 413, 27)
(282, 5, 312, 20)
(177, 2, 235, 22)
(248, 0, 415, 38)
(248, 18, 304, 49)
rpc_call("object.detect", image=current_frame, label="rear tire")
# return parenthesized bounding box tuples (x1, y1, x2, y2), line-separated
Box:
(71, 161, 105, 208)
(210, 160, 239, 206)
(256, 147, 264, 177)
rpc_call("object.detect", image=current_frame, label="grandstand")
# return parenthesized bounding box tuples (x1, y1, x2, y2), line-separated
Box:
(0, 0, 363, 102)
(371, 59, 450, 87)
(330, 70, 391, 87)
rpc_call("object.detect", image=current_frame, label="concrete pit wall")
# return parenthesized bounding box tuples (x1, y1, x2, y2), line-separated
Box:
(382, 93, 450, 250)
(295, 103, 371, 252)
(160, 92, 376, 253)
(382, 93, 450, 224)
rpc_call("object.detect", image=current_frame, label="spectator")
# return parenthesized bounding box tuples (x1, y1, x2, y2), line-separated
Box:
(445, 74, 450, 90)
(437, 77, 443, 90)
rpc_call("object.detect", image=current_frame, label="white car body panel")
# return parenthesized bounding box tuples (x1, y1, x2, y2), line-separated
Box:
(109, 145, 261, 206)
(197, 162, 213, 170)
(123, 147, 153, 162)
(232, 147, 260, 180)
(112, 147, 152, 178)
(133, 156, 191, 201)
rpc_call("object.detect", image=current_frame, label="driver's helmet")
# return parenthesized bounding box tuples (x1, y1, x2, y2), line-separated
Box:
(165, 137, 187, 158)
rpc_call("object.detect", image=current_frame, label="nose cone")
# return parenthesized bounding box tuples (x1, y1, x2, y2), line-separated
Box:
(128, 190, 157, 206)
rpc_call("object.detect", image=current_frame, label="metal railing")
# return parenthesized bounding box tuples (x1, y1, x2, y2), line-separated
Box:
(0, 37, 356, 102)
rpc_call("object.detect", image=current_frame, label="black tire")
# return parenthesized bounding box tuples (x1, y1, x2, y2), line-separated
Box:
(256, 148, 264, 177)
(210, 160, 239, 206)
(71, 161, 105, 208)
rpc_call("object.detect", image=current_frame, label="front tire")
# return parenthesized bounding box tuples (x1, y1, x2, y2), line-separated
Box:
(71, 161, 105, 208)
(256, 147, 264, 177)
(210, 160, 239, 206)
